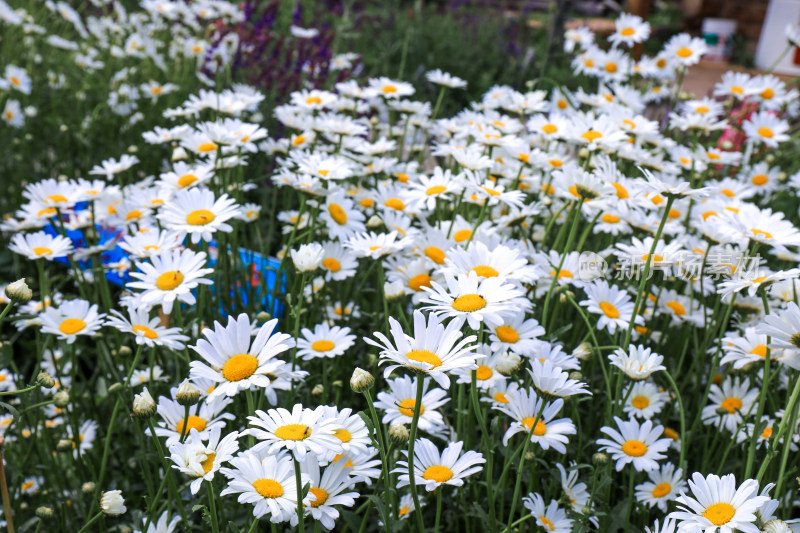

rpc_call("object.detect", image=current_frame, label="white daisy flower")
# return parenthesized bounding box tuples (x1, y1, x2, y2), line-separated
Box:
(9, 230, 73, 261)
(393, 438, 485, 492)
(609, 344, 666, 380)
(374, 375, 450, 435)
(219, 450, 299, 523)
(40, 299, 105, 344)
(528, 359, 591, 398)
(635, 463, 687, 512)
(127, 248, 214, 314)
(487, 315, 545, 357)
(245, 404, 343, 460)
(522, 492, 574, 533)
(701, 377, 759, 433)
(295, 457, 358, 529)
(597, 416, 671, 472)
(148, 393, 234, 447)
(494, 387, 576, 452)
(168, 427, 240, 495)
(580, 280, 643, 334)
(296, 323, 356, 361)
(105, 308, 189, 349)
(158, 187, 240, 244)
(623, 381, 670, 420)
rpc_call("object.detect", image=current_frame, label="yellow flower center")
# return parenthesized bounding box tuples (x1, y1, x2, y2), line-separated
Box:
(695, 106, 710, 114)
(197, 142, 218, 153)
(620, 27, 635, 36)
(703, 502, 736, 526)
(665, 301, 685, 316)
(494, 392, 509, 403)
(605, 62, 618, 73)
(720, 397, 742, 413)
(599, 302, 620, 319)
(221, 354, 259, 382)
(21, 481, 35, 491)
(425, 246, 446, 265)
(37, 208, 57, 217)
(186, 209, 216, 226)
(621, 440, 647, 457)
(398, 399, 423, 417)
(306, 96, 322, 105)
(32, 247, 53, 256)
(471, 265, 498, 278)
(406, 350, 442, 369)
(126, 209, 143, 221)
(59, 318, 86, 335)
(46, 194, 68, 204)
(495, 325, 519, 344)
(761, 426, 773, 438)
(476, 365, 493, 380)
(676, 47, 692, 58)
(177, 174, 198, 188)
(651, 482, 671, 498)
(176, 415, 207, 434)
(423, 465, 453, 483)
(632, 395, 650, 409)
(274, 424, 312, 441)
(253, 478, 284, 498)
(522, 417, 547, 436)
(757, 127, 774, 139)
(426, 185, 446, 196)
(548, 160, 563, 169)
(155, 271, 184, 291)
(731, 85, 743, 95)
(200, 452, 216, 474)
(761, 88, 775, 99)
(581, 130, 602, 142)
(453, 229, 472, 242)
(333, 429, 351, 442)
(307, 487, 328, 508)
(612, 182, 629, 199)
(750, 228, 773, 240)
(602, 213, 620, 223)
(541, 123, 558, 135)
(385, 198, 405, 210)
(751, 174, 768, 186)
(452, 294, 486, 312)
(132, 324, 158, 339)
(408, 274, 433, 292)
(312, 340, 335, 352)
(382, 85, 397, 94)
(663, 427, 679, 441)
(328, 203, 347, 225)
(322, 257, 341, 272)
(399, 506, 411, 516)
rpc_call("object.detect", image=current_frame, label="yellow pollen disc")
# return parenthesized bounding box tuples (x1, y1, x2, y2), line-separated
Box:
(641, 254, 664, 264)
(59, 318, 86, 335)
(398, 398, 424, 417)
(651, 482, 671, 498)
(721, 188, 735, 198)
(197, 142, 218, 152)
(703, 502, 736, 526)
(702, 211, 718, 220)
(761, 88, 775, 99)
(757, 127, 774, 138)
(549, 269, 573, 279)
(476, 365, 493, 380)
(707, 152, 720, 160)
(472, 265, 498, 278)
(312, 340, 335, 352)
(750, 228, 773, 240)
(663, 427, 679, 441)
(399, 506, 411, 517)
(453, 229, 472, 242)
(584, 59, 595, 67)
(292, 135, 306, 146)
(133, 324, 158, 339)
(676, 47, 692, 58)
(621, 440, 647, 457)
(395, 172, 410, 183)
(695, 106, 709, 114)
(126, 209, 143, 221)
(333, 429, 351, 442)
(385, 198, 405, 210)
(620, 27, 635, 36)
(622, 119, 636, 130)
(382, 85, 397, 93)
(306, 96, 322, 104)
(423, 465, 453, 483)
(493, 392, 509, 404)
(581, 130, 602, 142)
(632, 395, 650, 409)
(542, 123, 558, 134)
(253, 478, 284, 498)
(751, 174, 768, 186)
(605, 62, 617, 73)
(602, 213, 620, 223)
(369, 245, 382, 252)
(37, 208, 57, 217)
(548, 159, 563, 169)
(178, 174, 198, 188)
(731, 85, 743, 95)
(156, 270, 184, 290)
(656, 58, 667, 69)
(519, 153, 530, 163)
(328, 203, 348, 225)
(426, 185, 446, 196)
(33, 246, 53, 256)
(150, 86, 163, 95)
(186, 209, 216, 226)
(540, 516, 555, 531)
(176, 415, 207, 434)
(322, 257, 341, 273)
(651, 194, 664, 205)
(720, 397, 742, 413)
(275, 424, 312, 441)
(21, 481, 34, 491)
(4, 111, 12, 120)
(46, 194, 68, 204)
(406, 350, 442, 369)
(750, 344, 768, 357)
(665, 301, 686, 316)
(668, 208, 681, 219)
(452, 293, 487, 312)
(222, 354, 259, 382)
(599, 301, 620, 319)
(558, 99, 567, 109)
(612, 182, 629, 199)
(424, 246, 446, 265)
(480, 323, 513, 348)
(307, 487, 328, 508)
(481, 186, 501, 197)
(200, 453, 216, 474)
(408, 274, 433, 292)
(522, 417, 547, 436)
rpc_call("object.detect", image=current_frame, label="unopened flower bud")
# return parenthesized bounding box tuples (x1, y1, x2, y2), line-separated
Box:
(495, 352, 521, 375)
(82, 481, 96, 494)
(37, 371, 55, 389)
(108, 382, 124, 395)
(256, 311, 271, 323)
(715, 406, 732, 416)
(5, 279, 32, 303)
(118, 346, 132, 357)
(171, 146, 189, 162)
(53, 390, 69, 408)
(332, 380, 342, 388)
(384, 280, 405, 300)
(35, 506, 53, 519)
(132, 388, 156, 418)
(369, 116, 380, 125)
(569, 371, 583, 381)
(127, 145, 138, 154)
(366, 215, 383, 228)
(532, 227, 546, 241)
(389, 423, 410, 443)
(350, 368, 374, 393)
(578, 148, 589, 159)
(592, 452, 608, 465)
(311, 384, 324, 396)
(290, 243, 324, 273)
(100, 490, 126, 517)
(572, 342, 592, 361)
(763, 519, 792, 533)
(720, 140, 734, 151)
(176, 381, 201, 406)
(765, 154, 775, 164)
(56, 439, 73, 452)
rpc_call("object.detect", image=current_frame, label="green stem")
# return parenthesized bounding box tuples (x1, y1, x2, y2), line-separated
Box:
(434, 488, 443, 533)
(294, 456, 306, 533)
(407, 375, 426, 533)
(76, 512, 103, 533)
(207, 480, 220, 533)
